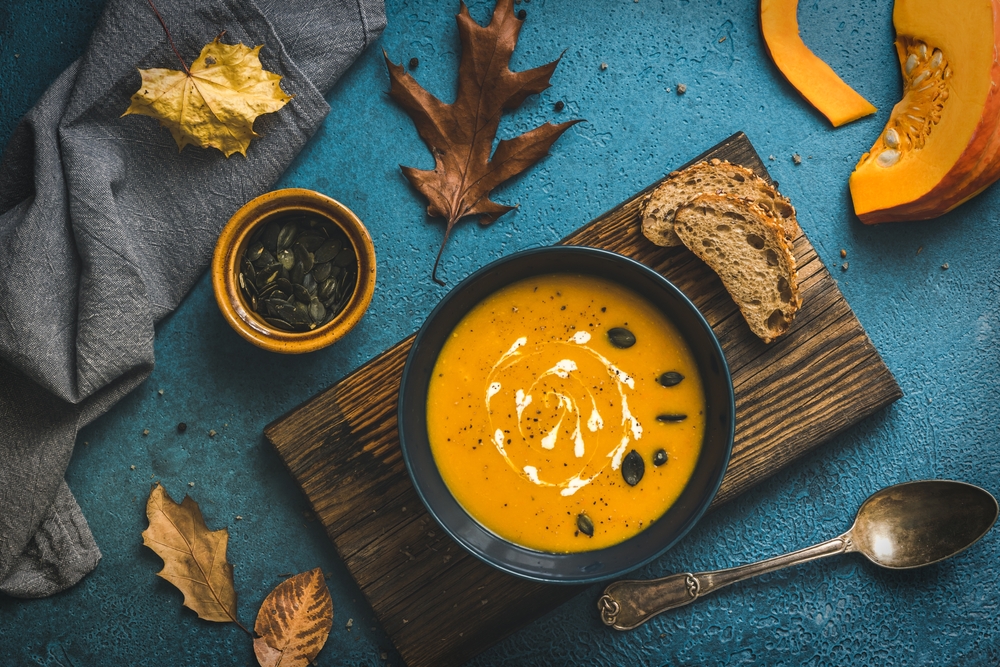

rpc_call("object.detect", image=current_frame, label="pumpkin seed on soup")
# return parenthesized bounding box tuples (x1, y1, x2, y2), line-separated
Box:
(607, 327, 636, 348)
(577, 513, 594, 537)
(653, 449, 668, 466)
(656, 371, 685, 387)
(622, 449, 645, 486)
(656, 414, 687, 423)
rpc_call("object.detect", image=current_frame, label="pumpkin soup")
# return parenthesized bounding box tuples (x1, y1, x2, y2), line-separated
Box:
(426, 273, 705, 552)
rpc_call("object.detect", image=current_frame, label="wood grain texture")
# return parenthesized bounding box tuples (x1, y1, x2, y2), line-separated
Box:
(264, 132, 902, 667)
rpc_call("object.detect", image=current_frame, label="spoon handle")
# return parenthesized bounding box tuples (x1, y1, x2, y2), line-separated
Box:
(598, 533, 853, 630)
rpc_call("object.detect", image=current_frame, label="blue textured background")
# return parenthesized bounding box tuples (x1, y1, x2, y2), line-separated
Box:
(2, 0, 999, 665)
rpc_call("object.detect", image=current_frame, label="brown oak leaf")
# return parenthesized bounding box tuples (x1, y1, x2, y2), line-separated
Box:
(142, 483, 243, 627)
(386, 0, 582, 284)
(253, 569, 334, 667)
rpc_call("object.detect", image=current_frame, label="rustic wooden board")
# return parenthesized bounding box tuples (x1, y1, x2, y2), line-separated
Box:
(264, 132, 902, 667)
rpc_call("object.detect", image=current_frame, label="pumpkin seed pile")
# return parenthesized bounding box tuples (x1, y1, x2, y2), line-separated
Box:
(238, 215, 357, 332)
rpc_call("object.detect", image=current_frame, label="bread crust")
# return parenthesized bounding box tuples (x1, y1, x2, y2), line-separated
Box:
(641, 160, 799, 247)
(673, 193, 801, 343)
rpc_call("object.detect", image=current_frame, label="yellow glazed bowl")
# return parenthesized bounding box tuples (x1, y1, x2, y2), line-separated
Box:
(211, 188, 376, 354)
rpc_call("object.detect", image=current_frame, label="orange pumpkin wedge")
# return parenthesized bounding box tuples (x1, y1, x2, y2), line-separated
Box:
(760, 0, 877, 127)
(850, 0, 1000, 224)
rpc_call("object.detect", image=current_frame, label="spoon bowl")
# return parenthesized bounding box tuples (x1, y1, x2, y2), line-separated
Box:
(852, 479, 998, 569)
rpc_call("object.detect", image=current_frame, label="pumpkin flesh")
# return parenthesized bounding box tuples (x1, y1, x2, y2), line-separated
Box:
(850, 0, 1000, 223)
(760, 0, 877, 127)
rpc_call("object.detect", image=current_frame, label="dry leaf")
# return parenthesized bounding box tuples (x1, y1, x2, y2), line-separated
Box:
(386, 0, 582, 284)
(142, 483, 241, 625)
(253, 569, 333, 667)
(124, 38, 291, 157)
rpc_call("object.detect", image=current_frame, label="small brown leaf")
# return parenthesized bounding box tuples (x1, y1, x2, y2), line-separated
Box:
(253, 568, 333, 667)
(386, 0, 582, 284)
(142, 483, 241, 625)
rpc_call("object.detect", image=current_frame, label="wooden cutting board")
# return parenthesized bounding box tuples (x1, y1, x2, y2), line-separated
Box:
(264, 132, 901, 667)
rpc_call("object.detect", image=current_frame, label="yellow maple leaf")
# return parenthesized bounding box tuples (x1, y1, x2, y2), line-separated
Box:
(124, 38, 291, 157)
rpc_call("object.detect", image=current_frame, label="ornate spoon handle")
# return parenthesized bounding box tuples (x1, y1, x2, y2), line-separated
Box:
(598, 533, 854, 630)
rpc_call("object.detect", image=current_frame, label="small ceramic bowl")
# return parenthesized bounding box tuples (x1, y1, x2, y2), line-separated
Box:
(212, 188, 376, 354)
(398, 246, 735, 584)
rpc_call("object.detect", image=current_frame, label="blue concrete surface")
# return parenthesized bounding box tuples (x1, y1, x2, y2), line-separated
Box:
(2, 0, 999, 665)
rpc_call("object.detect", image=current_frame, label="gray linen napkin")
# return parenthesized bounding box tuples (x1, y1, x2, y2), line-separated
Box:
(0, 0, 385, 598)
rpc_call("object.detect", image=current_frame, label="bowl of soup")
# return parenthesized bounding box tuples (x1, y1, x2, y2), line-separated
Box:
(398, 246, 734, 583)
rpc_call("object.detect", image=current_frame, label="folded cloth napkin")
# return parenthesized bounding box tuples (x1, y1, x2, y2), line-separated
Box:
(0, 0, 385, 598)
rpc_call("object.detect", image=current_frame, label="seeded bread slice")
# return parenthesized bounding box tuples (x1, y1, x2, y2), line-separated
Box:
(641, 160, 799, 247)
(673, 194, 801, 343)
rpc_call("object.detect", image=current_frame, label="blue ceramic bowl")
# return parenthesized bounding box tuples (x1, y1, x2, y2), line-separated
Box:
(398, 246, 735, 583)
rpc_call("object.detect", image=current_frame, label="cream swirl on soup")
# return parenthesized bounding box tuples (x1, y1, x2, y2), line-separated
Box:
(484, 332, 643, 496)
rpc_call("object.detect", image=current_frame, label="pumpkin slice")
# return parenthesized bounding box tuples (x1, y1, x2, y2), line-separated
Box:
(850, 0, 1000, 223)
(760, 0, 877, 127)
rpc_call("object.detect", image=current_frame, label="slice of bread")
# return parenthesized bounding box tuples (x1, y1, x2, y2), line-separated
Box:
(673, 194, 801, 343)
(641, 160, 798, 247)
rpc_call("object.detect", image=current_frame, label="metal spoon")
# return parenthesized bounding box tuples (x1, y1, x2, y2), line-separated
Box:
(598, 480, 998, 630)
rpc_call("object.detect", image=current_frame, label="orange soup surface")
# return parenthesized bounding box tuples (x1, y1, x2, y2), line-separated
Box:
(426, 273, 705, 552)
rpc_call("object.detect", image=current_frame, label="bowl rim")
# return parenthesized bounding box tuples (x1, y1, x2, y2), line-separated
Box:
(211, 188, 376, 354)
(398, 246, 735, 584)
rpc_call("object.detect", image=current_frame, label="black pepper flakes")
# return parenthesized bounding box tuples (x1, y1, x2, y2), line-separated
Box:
(177, 422, 187, 433)
(517, 8, 526, 19)
(408, 57, 419, 70)
(554, 100, 564, 112)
